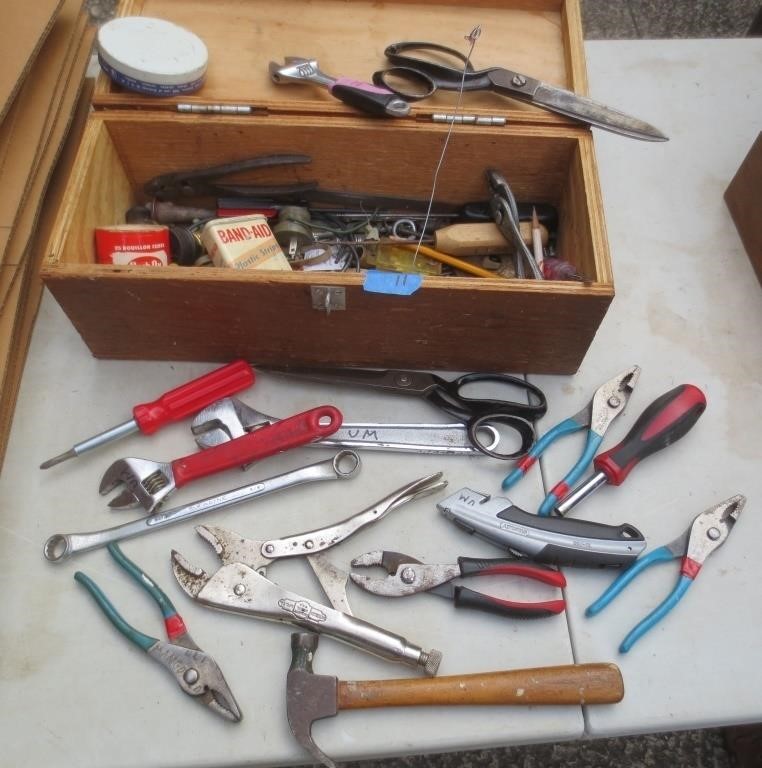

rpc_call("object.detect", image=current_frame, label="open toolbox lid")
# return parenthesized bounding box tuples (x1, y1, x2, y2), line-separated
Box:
(92, 0, 591, 129)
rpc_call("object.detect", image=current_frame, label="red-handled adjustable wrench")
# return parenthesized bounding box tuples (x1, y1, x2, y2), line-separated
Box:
(99, 405, 342, 513)
(40, 360, 255, 469)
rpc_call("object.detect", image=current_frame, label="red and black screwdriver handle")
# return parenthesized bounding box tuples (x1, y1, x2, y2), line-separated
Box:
(449, 557, 567, 620)
(554, 384, 707, 517)
(594, 384, 707, 485)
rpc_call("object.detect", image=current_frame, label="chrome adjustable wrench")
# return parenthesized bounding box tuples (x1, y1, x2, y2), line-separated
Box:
(44, 451, 360, 563)
(269, 57, 411, 118)
(99, 405, 342, 513)
(182, 472, 448, 615)
(191, 397, 499, 457)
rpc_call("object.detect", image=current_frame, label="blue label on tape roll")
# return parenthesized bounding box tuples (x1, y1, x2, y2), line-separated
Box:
(363, 270, 423, 295)
(98, 54, 206, 97)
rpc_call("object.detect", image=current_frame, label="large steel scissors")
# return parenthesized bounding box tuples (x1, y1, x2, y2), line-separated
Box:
(263, 366, 547, 460)
(372, 41, 667, 142)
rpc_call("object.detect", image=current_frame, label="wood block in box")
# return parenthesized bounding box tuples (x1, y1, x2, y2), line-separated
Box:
(40, 0, 615, 374)
(725, 132, 762, 288)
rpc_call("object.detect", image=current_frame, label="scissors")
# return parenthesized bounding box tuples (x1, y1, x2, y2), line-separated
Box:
(372, 41, 668, 142)
(262, 367, 547, 459)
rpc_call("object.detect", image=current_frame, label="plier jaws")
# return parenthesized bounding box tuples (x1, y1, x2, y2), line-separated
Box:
(682, 493, 744, 569)
(350, 551, 567, 619)
(587, 494, 745, 652)
(589, 365, 641, 436)
(148, 641, 243, 722)
(503, 365, 640, 516)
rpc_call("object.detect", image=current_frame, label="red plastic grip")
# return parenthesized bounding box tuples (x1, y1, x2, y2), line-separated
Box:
(133, 360, 255, 435)
(477, 563, 567, 588)
(170, 405, 342, 488)
(594, 384, 706, 486)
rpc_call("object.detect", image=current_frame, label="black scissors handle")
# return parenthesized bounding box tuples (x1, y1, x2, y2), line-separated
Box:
(425, 372, 546, 422)
(424, 373, 546, 460)
(373, 42, 496, 99)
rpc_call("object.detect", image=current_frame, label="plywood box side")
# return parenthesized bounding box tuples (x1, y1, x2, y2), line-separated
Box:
(44, 119, 133, 267)
(42, 266, 612, 372)
(99, 113, 580, 207)
(557, 139, 611, 283)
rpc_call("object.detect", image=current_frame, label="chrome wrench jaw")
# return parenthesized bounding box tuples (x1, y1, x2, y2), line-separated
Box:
(269, 57, 334, 88)
(99, 457, 175, 511)
(192, 397, 275, 448)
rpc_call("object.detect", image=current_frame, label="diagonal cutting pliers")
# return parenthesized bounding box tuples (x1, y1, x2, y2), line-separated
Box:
(586, 494, 745, 653)
(502, 365, 641, 516)
(349, 550, 567, 619)
(75, 542, 242, 722)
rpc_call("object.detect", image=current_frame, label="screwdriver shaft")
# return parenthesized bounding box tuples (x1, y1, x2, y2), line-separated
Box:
(40, 419, 138, 469)
(554, 471, 608, 516)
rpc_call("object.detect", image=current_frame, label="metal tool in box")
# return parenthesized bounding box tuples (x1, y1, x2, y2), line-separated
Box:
(374, 41, 668, 141)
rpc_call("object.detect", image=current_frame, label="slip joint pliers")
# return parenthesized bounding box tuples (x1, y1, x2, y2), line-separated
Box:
(503, 365, 641, 515)
(350, 550, 567, 619)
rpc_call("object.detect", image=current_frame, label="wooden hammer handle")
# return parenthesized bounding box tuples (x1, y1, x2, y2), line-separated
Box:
(337, 663, 623, 710)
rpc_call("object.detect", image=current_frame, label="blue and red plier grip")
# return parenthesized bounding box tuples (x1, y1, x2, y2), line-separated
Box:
(502, 416, 602, 516)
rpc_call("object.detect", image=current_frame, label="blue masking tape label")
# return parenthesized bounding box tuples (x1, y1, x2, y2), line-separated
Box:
(363, 270, 422, 296)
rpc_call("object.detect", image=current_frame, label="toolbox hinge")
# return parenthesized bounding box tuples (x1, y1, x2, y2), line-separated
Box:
(175, 103, 269, 115)
(424, 113, 507, 127)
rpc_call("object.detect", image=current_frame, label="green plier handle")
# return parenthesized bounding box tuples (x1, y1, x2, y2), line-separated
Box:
(74, 542, 187, 651)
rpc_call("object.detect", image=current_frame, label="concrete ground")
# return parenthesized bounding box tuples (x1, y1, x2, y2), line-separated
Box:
(85, 1, 761, 766)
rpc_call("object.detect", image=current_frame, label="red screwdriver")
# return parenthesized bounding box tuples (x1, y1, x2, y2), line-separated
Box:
(554, 384, 707, 516)
(40, 360, 255, 469)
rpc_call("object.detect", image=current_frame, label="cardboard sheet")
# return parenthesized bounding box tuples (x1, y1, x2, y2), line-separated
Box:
(0, 0, 88, 265)
(0, 0, 63, 124)
(0, 18, 94, 467)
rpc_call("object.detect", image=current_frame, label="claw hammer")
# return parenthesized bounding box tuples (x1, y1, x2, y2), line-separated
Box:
(286, 632, 625, 768)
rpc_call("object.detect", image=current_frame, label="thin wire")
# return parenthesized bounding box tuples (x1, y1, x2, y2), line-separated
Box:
(413, 25, 482, 264)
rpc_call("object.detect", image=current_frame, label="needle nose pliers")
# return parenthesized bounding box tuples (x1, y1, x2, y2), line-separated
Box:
(350, 550, 567, 619)
(502, 365, 641, 516)
(74, 542, 242, 722)
(586, 494, 745, 652)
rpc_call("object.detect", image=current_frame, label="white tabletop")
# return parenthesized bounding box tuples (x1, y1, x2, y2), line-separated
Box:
(1, 37, 761, 768)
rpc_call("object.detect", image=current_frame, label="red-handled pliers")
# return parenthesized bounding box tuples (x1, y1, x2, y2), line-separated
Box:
(350, 550, 566, 619)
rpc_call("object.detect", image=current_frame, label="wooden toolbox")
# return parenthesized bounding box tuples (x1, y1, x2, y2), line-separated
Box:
(41, 0, 615, 374)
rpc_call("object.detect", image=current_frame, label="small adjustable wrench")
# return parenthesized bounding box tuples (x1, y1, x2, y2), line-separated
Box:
(269, 57, 411, 118)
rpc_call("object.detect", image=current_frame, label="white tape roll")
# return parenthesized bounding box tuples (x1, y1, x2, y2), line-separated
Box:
(97, 16, 208, 96)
